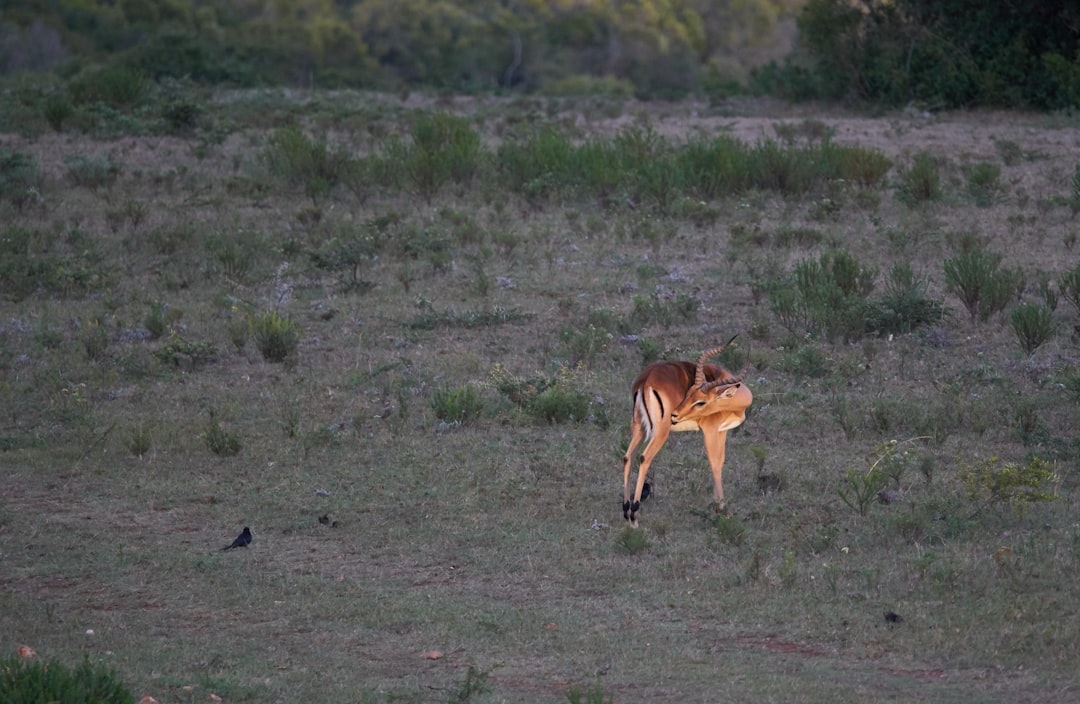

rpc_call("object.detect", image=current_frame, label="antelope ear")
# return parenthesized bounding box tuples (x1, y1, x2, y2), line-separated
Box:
(718, 384, 740, 398)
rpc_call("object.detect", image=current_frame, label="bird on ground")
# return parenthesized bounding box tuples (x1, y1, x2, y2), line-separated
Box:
(222, 527, 252, 550)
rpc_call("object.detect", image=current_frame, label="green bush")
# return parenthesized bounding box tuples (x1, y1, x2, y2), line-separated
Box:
(897, 153, 941, 205)
(153, 333, 218, 369)
(965, 161, 1002, 207)
(529, 385, 590, 424)
(943, 249, 1020, 323)
(560, 323, 613, 365)
(0, 149, 42, 208)
(143, 301, 168, 339)
(261, 125, 352, 203)
(794, 0, 1079, 109)
(712, 514, 747, 546)
(252, 311, 299, 363)
(391, 112, 483, 202)
(0, 655, 133, 703)
(769, 249, 877, 342)
(431, 385, 484, 424)
(1060, 262, 1080, 315)
(959, 456, 1058, 508)
(1009, 303, 1055, 355)
(630, 290, 699, 330)
(869, 264, 948, 334)
(488, 364, 593, 424)
(65, 154, 121, 188)
(615, 526, 650, 554)
(43, 92, 73, 131)
(69, 65, 148, 108)
(205, 413, 242, 456)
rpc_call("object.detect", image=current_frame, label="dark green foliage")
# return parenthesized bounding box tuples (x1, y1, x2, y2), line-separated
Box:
(630, 290, 699, 330)
(615, 526, 649, 554)
(870, 264, 947, 334)
(837, 466, 888, 516)
(252, 311, 299, 363)
(69, 65, 147, 108)
(959, 456, 1059, 508)
(490, 366, 592, 424)
(392, 112, 482, 202)
(205, 413, 242, 456)
(0, 655, 133, 703)
(310, 220, 387, 289)
(965, 162, 1002, 207)
(153, 334, 218, 369)
(0, 226, 102, 302)
(770, 249, 877, 342)
(0, 149, 42, 209)
(1009, 303, 1055, 355)
(499, 129, 893, 208)
(143, 301, 167, 339)
(712, 514, 747, 546)
(943, 249, 1020, 323)
(43, 92, 74, 131)
(65, 154, 121, 188)
(409, 303, 529, 330)
(792, 0, 1080, 109)
(261, 125, 351, 203)
(432, 385, 484, 424)
(1060, 262, 1080, 315)
(529, 385, 590, 424)
(897, 153, 941, 206)
(566, 683, 613, 704)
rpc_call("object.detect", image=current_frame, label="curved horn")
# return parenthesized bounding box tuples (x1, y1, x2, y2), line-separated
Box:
(694, 334, 739, 387)
(701, 362, 750, 391)
(701, 340, 751, 391)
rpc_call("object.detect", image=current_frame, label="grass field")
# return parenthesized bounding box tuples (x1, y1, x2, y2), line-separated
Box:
(2, 91, 1080, 703)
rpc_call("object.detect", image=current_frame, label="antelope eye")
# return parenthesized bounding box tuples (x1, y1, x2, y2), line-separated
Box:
(694, 400, 706, 407)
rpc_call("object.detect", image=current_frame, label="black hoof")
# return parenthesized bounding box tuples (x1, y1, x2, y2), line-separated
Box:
(623, 500, 632, 521)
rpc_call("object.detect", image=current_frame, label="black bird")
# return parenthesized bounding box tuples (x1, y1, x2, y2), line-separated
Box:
(222, 527, 252, 550)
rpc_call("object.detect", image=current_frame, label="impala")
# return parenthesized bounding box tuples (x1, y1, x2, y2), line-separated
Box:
(621, 338, 752, 526)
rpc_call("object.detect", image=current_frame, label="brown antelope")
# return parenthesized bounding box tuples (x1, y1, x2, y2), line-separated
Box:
(622, 338, 752, 526)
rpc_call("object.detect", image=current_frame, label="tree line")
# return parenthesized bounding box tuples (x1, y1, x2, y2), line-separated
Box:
(1, 0, 1077, 108)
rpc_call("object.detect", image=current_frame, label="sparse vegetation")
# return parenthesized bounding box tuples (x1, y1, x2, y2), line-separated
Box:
(2, 97, 1078, 703)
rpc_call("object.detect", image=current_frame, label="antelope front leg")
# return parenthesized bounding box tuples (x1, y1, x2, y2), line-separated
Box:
(702, 427, 730, 513)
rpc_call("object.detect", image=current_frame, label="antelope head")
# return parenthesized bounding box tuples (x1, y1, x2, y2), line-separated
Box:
(669, 338, 752, 431)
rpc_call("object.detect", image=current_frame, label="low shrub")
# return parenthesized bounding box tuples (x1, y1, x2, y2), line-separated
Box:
(252, 311, 299, 363)
(897, 152, 942, 205)
(959, 456, 1058, 509)
(0, 149, 42, 208)
(65, 154, 121, 188)
(205, 412, 242, 456)
(943, 249, 1020, 323)
(1009, 303, 1055, 355)
(431, 385, 484, 424)
(261, 125, 352, 203)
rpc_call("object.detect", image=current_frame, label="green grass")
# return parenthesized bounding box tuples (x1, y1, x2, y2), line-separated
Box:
(1, 94, 1079, 703)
